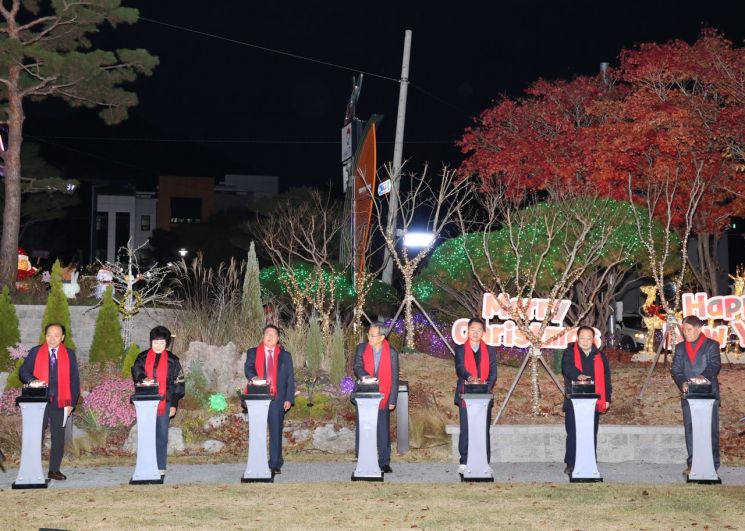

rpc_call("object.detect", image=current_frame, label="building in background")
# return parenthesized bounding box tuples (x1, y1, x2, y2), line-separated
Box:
(89, 174, 278, 262)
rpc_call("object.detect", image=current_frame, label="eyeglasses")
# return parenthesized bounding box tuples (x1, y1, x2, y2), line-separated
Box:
(367, 333, 382, 338)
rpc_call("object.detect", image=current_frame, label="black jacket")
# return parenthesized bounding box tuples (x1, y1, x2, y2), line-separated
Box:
(671, 336, 721, 399)
(453, 343, 498, 406)
(561, 343, 612, 402)
(131, 350, 186, 408)
(20, 344, 80, 407)
(245, 346, 296, 405)
(353, 342, 400, 407)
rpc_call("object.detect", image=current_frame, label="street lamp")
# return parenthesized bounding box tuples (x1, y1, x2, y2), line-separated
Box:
(402, 231, 434, 248)
(178, 248, 188, 258)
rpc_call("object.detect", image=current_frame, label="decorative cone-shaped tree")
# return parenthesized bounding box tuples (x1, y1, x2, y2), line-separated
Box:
(121, 343, 141, 378)
(89, 286, 125, 365)
(39, 260, 75, 349)
(0, 286, 20, 371)
(242, 241, 265, 331)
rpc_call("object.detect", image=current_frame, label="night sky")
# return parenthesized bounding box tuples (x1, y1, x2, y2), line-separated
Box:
(23, 0, 745, 193)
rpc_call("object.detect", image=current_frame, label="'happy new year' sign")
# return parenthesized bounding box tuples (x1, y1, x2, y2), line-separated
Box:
(680, 292, 745, 348)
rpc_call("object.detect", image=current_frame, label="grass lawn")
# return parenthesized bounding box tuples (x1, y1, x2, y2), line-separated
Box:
(1, 482, 743, 530)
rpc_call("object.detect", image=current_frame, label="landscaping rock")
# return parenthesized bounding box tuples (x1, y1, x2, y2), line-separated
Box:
(202, 439, 225, 453)
(0, 372, 8, 393)
(290, 427, 311, 443)
(122, 425, 184, 455)
(168, 427, 185, 454)
(179, 341, 246, 395)
(123, 424, 137, 454)
(203, 414, 229, 431)
(312, 423, 355, 453)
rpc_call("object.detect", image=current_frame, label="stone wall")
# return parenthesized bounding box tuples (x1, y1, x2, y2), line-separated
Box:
(16, 305, 177, 362)
(446, 424, 686, 463)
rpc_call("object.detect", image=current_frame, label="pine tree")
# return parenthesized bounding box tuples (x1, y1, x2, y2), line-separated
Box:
(121, 343, 141, 378)
(306, 316, 323, 376)
(39, 260, 75, 349)
(89, 286, 124, 365)
(0, 2, 158, 287)
(329, 319, 346, 385)
(0, 286, 20, 371)
(241, 241, 265, 331)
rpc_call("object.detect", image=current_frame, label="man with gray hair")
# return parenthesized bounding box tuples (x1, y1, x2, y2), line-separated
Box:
(671, 315, 721, 474)
(353, 322, 400, 473)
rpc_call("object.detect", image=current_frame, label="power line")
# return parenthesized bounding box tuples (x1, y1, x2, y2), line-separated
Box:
(139, 17, 400, 83)
(27, 134, 162, 174)
(29, 134, 458, 145)
(139, 16, 469, 118)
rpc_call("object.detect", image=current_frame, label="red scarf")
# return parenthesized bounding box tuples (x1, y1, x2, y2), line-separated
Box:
(33, 343, 73, 408)
(685, 334, 706, 364)
(573, 343, 608, 413)
(363, 339, 392, 410)
(461, 340, 490, 407)
(254, 342, 280, 397)
(145, 349, 169, 415)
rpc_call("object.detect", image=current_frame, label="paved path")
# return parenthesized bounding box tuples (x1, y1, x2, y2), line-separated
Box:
(3, 462, 745, 489)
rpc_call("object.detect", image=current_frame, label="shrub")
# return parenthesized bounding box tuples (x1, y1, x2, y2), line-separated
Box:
(88, 286, 124, 365)
(39, 260, 75, 349)
(282, 322, 307, 369)
(121, 343, 141, 378)
(0, 387, 21, 416)
(184, 360, 210, 408)
(409, 407, 449, 448)
(329, 320, 346, 385)
(4, 343, 31, 390)
(82, 376, 136, 428)
(305, 317, 323, 375)
(0, 286, 20, 371)
(170, 254, 261, 351)
(292, 393, 330, 419)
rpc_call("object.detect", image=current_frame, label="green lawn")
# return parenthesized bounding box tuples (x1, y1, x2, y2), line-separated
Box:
(2, 483, 743, 530)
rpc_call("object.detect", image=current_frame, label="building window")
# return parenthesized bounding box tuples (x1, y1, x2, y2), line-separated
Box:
(140, 215, 151, 231)
(170, 197, 202, 224)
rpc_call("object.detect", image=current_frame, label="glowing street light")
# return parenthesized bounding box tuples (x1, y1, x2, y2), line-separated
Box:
(178, 248, 188, 257)
(402, 231, 434, 248)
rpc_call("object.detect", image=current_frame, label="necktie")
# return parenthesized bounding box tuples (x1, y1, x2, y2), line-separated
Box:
(50, 348, 57, 370)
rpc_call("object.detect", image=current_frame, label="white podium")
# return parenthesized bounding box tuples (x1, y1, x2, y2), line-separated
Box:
(684, 393, 721, 484)
(352, 392, 384, 481)
(460, 393, 494, 482)
(569, 394, 602, 483)
(130, 394, 164, 484)
(13, 395, 50, 489)
(242, 393, 273, 483)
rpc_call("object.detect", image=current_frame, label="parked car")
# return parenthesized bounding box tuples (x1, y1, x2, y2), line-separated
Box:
(615, 316, 648, 352)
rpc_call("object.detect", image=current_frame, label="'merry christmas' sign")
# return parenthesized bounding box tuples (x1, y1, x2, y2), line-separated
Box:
(451, 293, 596, 350)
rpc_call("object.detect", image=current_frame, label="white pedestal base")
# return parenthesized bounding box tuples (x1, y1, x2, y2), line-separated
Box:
(352, 393, 384, 481)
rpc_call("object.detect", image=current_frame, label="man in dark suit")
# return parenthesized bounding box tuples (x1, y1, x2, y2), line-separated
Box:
(245, 324, 295, 474)
(20, 323, 80, 481)
(353, 322, 399, 473)
(671, 315, 722, 473)
(454, 317, 497, 474)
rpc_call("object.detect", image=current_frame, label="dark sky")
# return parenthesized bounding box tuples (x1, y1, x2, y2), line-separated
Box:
(24, 0, 745, 193)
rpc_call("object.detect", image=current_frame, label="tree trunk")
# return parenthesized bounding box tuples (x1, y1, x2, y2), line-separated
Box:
(0, 67, 25, 289)
(403, 273, 414, 350)
(530, 346, 541, 416)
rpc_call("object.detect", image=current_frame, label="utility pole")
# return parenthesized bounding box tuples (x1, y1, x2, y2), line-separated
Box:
(382, 29, 412, 286)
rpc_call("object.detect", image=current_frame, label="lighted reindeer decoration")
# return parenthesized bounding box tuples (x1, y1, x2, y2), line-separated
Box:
(727, 265, 745, 357)
(640, 285, 665, 355)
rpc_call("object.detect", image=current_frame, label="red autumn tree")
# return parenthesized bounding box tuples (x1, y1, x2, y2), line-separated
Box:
(460, 30, 745, 296)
